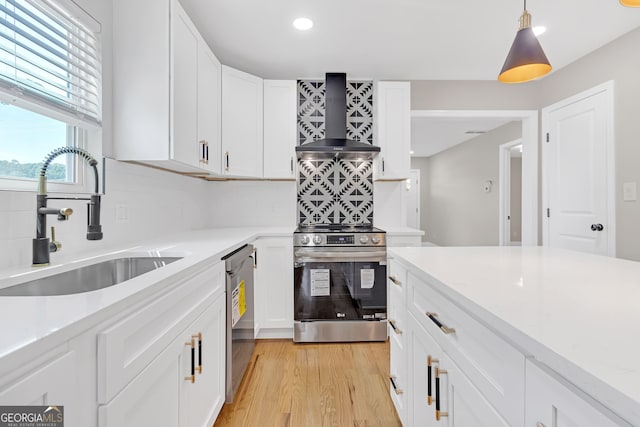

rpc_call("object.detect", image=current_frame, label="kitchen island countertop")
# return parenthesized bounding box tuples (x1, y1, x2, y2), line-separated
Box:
(390, 245, 640, 425)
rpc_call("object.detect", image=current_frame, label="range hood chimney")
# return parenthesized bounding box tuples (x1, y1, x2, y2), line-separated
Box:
(296, 73, 380, 159)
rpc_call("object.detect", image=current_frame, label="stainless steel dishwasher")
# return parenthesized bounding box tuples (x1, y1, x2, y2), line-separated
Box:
(222, 244, 255, 403)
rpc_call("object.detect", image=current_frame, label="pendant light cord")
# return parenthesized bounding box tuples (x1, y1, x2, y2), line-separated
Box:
(524, 0, 527, 10)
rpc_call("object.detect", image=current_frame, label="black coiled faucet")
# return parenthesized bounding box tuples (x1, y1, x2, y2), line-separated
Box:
(33, 147, 103, 266)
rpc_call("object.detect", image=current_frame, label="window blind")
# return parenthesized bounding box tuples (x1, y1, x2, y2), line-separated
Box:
(0, 0, 101, 126)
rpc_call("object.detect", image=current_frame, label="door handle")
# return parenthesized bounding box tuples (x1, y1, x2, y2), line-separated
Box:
(590, 223, 604, 231)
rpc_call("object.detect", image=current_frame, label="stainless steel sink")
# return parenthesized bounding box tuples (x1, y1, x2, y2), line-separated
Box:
(0, 257, 182, 296)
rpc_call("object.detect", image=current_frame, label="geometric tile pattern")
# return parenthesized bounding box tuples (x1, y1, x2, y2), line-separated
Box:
(297, 158, 373, 226)
(297, 80, 374, 145)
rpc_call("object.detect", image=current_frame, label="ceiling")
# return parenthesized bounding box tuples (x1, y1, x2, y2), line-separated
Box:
(411, 117, 515, 157)
(179, 0, 640, 81)
(179, 0, 640, 159)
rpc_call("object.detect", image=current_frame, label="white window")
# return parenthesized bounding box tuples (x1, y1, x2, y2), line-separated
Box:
(0, 0, 101, 192)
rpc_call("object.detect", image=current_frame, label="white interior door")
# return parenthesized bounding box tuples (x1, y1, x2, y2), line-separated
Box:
(543, 82, 615, 256)
(406, 169, 420, 229)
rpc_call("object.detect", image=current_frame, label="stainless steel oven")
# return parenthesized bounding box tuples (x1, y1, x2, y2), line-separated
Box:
(293, 227, 387, 342)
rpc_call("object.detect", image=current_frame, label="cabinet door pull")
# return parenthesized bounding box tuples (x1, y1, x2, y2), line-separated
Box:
(185, 338, 195, 383)
(205, 142, 209, 164)
(426, 312, 456, 335)
(382, 157, 385, 174)
(252, 247, 257, 269)
(435, 366, 448, 421)
(388, 319, 403, 335)
(192, 333, 202, 374)
(290, 157, 294, 174)
(427, 355, 438, 405)
(225, 152, 230, 171)
(389, 376, 403, 395)
(388, 275, 402, 287)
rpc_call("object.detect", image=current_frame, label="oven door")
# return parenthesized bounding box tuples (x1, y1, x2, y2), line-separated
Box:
(294, 248, 387, 322)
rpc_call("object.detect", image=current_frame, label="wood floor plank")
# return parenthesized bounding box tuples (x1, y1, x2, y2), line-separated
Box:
(214, 340, 401, 427)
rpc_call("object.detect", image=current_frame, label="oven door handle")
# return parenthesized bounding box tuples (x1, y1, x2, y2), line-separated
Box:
(294, 250, 387, 263)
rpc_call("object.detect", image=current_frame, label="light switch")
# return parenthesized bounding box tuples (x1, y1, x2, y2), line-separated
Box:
(623, 182, 637, 201)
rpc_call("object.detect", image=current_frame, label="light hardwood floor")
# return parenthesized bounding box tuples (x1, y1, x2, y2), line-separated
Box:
(214, 339, 401, 427)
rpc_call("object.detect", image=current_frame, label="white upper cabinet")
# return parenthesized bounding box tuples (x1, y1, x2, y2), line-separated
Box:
(263, 80, 297, 179)
(196, 38, 222, 175)
(112, 0, 221, 175)
(375, 82, 411, 180)
(222, 66, 264, 178)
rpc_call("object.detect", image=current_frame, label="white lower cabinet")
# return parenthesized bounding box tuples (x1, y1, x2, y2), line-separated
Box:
(98, 344, 181, 427)
(394, 258, 634, 427)
(525, 360, 632, 427)
(444, 353, 510, 427)
(407, 313, 442, 427)
(99, 293, 225, 427)
(253, 237, 293, 338)
(98, 262, 226, 427)
(182, 295, 226, 427)
(0, 350, 78, 422)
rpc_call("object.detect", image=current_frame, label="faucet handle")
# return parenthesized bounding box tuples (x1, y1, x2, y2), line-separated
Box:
(57, 207, 73, 220)
(49, 226, 62, 252)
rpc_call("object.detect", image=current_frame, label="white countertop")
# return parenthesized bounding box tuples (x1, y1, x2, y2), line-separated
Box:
(0, 227, 293, 372)
(376, 226, 424, 236)
(389, 246, 640, 425)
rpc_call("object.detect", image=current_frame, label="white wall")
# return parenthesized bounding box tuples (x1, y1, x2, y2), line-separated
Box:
(0, 160, 212, 270)
(410, 157, 430, 241)
(411, 27, 640, 260)
(538, 28, 640, 261)
(417, 122, 521, 246)
(208, 180, 296, 227)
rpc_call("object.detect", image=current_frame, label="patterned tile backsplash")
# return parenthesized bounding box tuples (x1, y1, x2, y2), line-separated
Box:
(297, 80, 374, 145)
(296, 79, 375, 226)
(297, 158, 373, 226)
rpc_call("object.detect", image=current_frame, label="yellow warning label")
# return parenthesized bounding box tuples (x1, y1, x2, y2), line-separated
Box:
(238, 280, 246, 318)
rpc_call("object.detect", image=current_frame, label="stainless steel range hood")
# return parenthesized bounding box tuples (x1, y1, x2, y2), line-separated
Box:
(296, 73, 380, 159)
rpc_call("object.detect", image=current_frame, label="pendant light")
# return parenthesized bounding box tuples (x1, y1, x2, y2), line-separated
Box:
(620, 0, 640, 6)
(498, 0, 552, 83)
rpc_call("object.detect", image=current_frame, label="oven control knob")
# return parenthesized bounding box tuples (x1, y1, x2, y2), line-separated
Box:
(371, 236, 380, 244)
(359, 236, 369, 244)
(313, 235, 323, 245)
(300, 235, 310, 245)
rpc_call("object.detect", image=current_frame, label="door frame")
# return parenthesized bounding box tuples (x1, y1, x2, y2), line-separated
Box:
(499, 139, 522, 246)
(411, 110, 539, 246)
(541, 80, 616, 256)
(406, 169, 421, 229)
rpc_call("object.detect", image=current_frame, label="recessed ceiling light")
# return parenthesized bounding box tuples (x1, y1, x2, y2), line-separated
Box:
(533, 26, 547, 36)
(293, 17, 313, 31)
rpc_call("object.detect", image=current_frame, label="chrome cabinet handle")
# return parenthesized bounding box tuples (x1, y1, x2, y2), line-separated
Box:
(388, 275, 402, 287)
(390, 376, 403, 395)
(290, 156, 294, 174)
(388, 320, 403, 335)
(435, 366, 449, 420)
(225, 151, 229, 171)
(426, 312, 456, 335)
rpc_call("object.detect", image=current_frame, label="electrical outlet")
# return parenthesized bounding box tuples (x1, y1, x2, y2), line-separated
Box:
(116, 203, 129, 223)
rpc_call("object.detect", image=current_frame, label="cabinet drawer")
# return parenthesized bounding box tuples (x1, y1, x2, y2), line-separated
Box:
(97, 262, 225, 403)
(407, 271, 525, 427)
